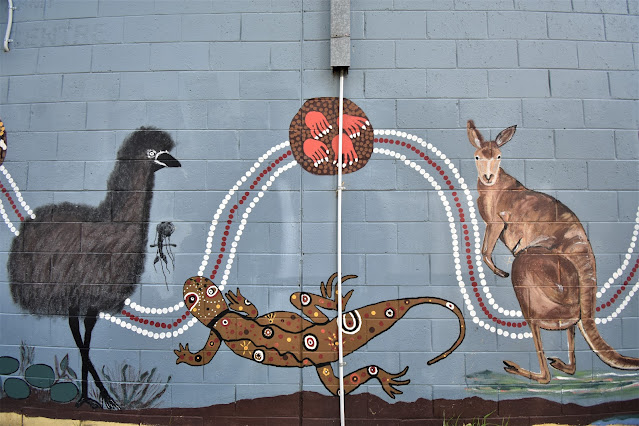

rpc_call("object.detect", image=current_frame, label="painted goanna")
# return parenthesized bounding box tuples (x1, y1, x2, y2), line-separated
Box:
(175, 273, 466, 398)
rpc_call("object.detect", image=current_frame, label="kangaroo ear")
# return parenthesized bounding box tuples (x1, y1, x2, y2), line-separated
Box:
(467, 120, 484, 149)
(495, 125, 517, 147)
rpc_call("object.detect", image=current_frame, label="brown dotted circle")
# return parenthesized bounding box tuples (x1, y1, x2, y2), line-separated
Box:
(288, 97, 374, 176)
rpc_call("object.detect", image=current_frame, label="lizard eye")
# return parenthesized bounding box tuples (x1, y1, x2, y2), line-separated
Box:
(244, 299, 252, 306)
(206, 285, 219, 298)
(185, 292, 199, 310)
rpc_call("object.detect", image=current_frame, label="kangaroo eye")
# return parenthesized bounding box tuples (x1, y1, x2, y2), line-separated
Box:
(497, 155, 501, 159)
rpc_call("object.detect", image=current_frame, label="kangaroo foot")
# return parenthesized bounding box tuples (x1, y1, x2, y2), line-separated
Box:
(548, 357, 576, 375)
(503, 360, 550, 384)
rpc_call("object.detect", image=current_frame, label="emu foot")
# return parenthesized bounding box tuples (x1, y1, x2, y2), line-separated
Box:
(76, 396, 103, 409)
(548, 357, 576, 375)
(503, 360, 550, 384)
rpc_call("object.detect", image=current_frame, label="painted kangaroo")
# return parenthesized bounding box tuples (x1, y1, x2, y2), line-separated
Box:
(467, 120, 639, 383)
(175, 273, 466, 398)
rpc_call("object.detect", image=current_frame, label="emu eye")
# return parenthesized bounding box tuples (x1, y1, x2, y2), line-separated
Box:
(147, 149, 157, 159)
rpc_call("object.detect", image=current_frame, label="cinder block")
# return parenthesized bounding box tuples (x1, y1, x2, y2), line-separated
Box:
(44, 0, 98, 19)
(241, 13, 302, 41)
(365, 191, 428, 222)
(57, 131, 117, 161)
(0, 49, 38, 75)
(181, 14, 241, 41)
(8, 74, 62, 103)
(268, 100, 300, 129)
(301, 40, 330, 70)
(98, 1, 148, 16)
(351, 0, 394, 10)
(426, 69, 487, 99)
(342, 222, 397, 254)
(578, 42, 635, 70)
(0, 104, 31, 131)
(65, 17, 125, 46)
(427, 11, 488, 39)
(37, 46, 92, 74)
(179, 72, 239, 100)
(525, 159, 588, 190)
(572, 0, 629, 14)
(239, 72, 301, 100)
(271, 42, 302, 70)
(615, 131, 639, 160)
(584, 100, 638, 129)
(86, 101, 146, 130)
(11, 0, 45, 21)
(351, 40, 395, 69)
(550, 70, 609, 98)
(209, 0, 272, 13)
(150, 43, 210, 71)
(365, 69, 427, 99)
(154, 0, 215, 14)
(556, 191, 618, 221)
(487, 11, 547, 39)
(548, 13, 604, 40)
(555, 130, 615, 159)
(351, 10, 365, 39)
(147, 101, 208, 130)
(459, 100, 522, 128)
(455, 0, 514, 10)
(5, 132, 57, 161)
(398, 222, 453, 253)
(605, 15, 639, 42)
(522, 99, 584, 129)
(30, 102, 87, 131)
(609, 71, 639, 100)
(349, 98, 397, 129)
(365, 11, 427, 39)
(27, 160, 83, 190)
(590, 221, 639, 253)
(207, 100, 269, 130)
(397, 100, 459, 129)
(514, 0, 572, 11)
(92, 44, 151, 72)
(0, 77, 7, 104)
(393, 0, 454, 10)
(489, 70, 549, 98)
(62, 73, 121, 101)
(120, 72, 179, 101)
(124, 15, 180, 42)
(210, 42, 270, 71)
(176, 130, 239, 160)
(396, 40, 456, 69)
(270, 0, 303, 12)
(303, 11, 329, 40)
(518, 40, 578, 69)
(12, 20, 69, 48)
(457, 40, 518, 68)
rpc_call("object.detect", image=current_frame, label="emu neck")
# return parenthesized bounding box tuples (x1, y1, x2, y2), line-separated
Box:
(102, 160, 156, 223)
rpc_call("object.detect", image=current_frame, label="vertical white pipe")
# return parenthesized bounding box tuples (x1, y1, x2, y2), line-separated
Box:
(3, 0, 15, 52)
(336, 69, 346, 426)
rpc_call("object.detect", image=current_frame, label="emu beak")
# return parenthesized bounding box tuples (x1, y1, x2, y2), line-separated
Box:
(155, 151, 181, 168)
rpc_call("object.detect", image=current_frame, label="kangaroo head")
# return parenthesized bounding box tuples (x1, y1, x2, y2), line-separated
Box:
(467, 120, 516, 187)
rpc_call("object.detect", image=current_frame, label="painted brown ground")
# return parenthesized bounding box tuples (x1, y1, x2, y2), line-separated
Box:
(2, 393, 637, 425)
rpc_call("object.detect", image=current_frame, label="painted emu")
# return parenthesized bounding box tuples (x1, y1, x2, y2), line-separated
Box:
(467, 120, 639, 383)
(9, 128, 181, 408)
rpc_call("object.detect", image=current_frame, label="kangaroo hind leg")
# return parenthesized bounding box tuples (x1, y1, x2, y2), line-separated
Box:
(503, 323, 552, 384)
(548, 326, 576, 375)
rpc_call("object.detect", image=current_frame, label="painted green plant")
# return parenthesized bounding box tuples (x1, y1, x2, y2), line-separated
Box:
(95, 363, 171, 409)
(443, 410, 509, 426)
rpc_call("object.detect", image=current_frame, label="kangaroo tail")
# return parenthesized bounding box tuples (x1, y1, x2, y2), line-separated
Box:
(579, 318, 639, 369)
(415, 297, 465, 365)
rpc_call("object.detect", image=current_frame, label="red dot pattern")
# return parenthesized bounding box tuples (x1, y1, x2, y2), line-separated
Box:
(596, 257, 639, 312)
(0, 182, 24, 221)
(121, 309, 191, 330)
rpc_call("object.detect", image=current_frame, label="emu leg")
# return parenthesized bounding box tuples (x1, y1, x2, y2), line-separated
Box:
(69, 314, 102, 409)
(83, 312, 120, 409)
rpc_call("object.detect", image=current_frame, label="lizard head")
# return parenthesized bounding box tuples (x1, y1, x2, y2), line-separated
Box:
(183, 276, 228, 326)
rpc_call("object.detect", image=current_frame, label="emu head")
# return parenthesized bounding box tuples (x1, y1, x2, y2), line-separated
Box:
(117, 127, 181, 173)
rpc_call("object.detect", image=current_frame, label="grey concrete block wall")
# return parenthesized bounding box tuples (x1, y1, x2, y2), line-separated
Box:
(0, 0, 637, 417)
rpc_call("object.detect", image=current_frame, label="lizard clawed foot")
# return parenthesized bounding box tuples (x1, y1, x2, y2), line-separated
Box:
(174, 343, 192, 364)
(226, 288, 257, 316)
(321, 273, 355, 309)
(378, 366, 410, 399)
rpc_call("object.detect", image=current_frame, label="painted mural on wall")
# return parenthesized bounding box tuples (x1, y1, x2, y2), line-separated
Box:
(0, 117, 36, 237)
(7, 128, 181, 409)
(467, 120, 639, 383)
(175, 273, 465, 398)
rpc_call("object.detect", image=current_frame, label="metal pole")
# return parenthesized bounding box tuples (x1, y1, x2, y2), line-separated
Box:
(336, 69, 346, 426)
